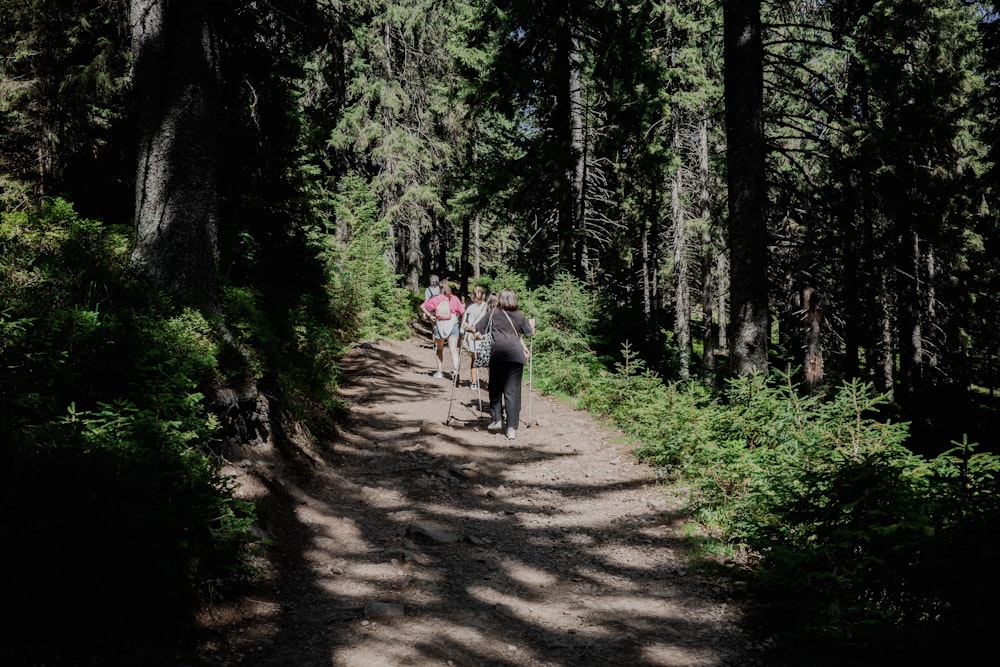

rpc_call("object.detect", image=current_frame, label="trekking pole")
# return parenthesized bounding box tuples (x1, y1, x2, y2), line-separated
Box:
(445, 369, 458, 424)
(526, 316, 534, 428)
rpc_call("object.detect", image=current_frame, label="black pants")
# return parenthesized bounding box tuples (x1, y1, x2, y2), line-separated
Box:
(488, 360, 524, 428)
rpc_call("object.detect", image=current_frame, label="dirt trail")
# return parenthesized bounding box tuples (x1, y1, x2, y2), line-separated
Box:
(197, 334, 759, 666)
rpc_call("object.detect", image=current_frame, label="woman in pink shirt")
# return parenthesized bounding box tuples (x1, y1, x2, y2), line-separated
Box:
(422, 283, 465, 380)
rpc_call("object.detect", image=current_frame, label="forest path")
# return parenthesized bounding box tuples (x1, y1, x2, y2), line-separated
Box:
(197, 333, 758, 666)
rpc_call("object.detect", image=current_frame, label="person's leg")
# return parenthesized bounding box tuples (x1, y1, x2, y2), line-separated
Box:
(448, 332, 460, 375)
(487, 362, 505, 427)
(434, 336, 444, 376)
(502, 362, 524, 430)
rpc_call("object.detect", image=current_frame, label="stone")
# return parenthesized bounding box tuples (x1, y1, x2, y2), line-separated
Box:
(406, 522, 462, 545)
(419, 421, 448, 434)
(364, 601, 404, 618)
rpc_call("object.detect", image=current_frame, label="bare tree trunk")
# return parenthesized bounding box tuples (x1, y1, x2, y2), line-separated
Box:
(698, 111, 716, 382)
(723, 0, 769, 376)
(717, 252, 729, 353)
(671, 141, 691, 379)
(802, 286, 823, 394)
(130, 0, 221, 302)
(569, 31, 586, 275)
(404, 218, 420, 293)
(642, 223, 653, 318)
(870, 268, 895, 399)
(459, 213, 471, 295)
(897, 228, 923, 406)
(473, 215, 481, 281)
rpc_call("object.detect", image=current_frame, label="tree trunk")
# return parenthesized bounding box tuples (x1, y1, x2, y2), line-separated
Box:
(642, 221, 653, 318)
(129, 0, 221, 302)
(459, 212, 471, 295)
(404, 218, 420, 293)
(723, 0, 769, 376)
(698, 111, 716, 382)
(898, 227, 929, 407)
(671, 139, 691, 379)
(473, 215, 481, 281)
(870, 268, 895, 399)
(717, 252, 729, 353)
(569, 31, 587, 276)
(554, 11, 582, 276)
(802, 286, 823, 394)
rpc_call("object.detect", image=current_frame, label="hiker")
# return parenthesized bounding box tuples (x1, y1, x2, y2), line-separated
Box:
(424, 275, 441, 301)
(469, 287, 534, 440)
(422, 283, 464, 380)
(461, 286, 489, 389)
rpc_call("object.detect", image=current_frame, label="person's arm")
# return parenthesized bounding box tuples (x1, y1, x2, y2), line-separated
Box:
(517, 312, 535, 336)
(462, 304, 476, 331)
(469, 308, 490, 334)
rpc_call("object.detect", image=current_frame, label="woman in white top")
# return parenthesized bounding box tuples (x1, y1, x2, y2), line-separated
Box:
(461, 286, 488, 389)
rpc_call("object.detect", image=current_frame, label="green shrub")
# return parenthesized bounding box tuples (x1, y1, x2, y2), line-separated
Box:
(1, 199, 257, 663)
(312, 172, 412, 342)
(602, 362, 1000, 661)
(524, 273, 601, 397)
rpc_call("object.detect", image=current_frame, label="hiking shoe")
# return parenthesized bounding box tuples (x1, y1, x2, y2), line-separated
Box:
(432, 371, 444, 379)
(487, 420, 502, 432)
(506, 427, 517, 440)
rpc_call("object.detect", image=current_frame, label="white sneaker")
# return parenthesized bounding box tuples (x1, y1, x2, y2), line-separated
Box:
(469, 383, 479, 390)
(487, 420, 502, 431)
(506, 427, 516, 440)
(432, 371, 444, 379)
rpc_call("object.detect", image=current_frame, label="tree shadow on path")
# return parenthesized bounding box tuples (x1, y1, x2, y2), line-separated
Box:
(198, 337, 761, 666)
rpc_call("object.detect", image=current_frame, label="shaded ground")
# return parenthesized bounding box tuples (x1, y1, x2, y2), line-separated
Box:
(196, 332, 764, 666)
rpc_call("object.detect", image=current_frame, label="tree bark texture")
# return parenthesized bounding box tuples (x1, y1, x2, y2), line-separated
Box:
(553, 10, 581, 276)
(569, 31, 587, 276)
(459, 213, 471, 295)
(802, 286, 823, 394)
(404, 218, 421, 293)
(130, 0, 221, 301)
(671, 136, 691, 379)
(723, 0, 769, 376)
(698, 112, 716, 382)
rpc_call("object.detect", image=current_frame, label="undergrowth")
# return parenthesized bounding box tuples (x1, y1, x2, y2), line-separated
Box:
(1, 194, 417, 663)
(516, 275, 1000, 665)
(0, 199, 267, 664)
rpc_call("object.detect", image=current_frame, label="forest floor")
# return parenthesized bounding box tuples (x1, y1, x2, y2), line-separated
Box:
(194, 327, 766, 666)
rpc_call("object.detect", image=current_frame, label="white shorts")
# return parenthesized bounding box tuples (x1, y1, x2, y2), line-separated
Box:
(434, 319, 459, 339)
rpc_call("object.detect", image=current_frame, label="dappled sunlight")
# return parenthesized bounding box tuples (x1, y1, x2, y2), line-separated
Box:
(356, 483, 411, 509)
(590, 543, 678, 572)
(641, 642, 732, 667)
(465, 583, 614, 639)
(502, 561, 560, 590)
(204, 338, 752, 665)
(332, 618, 542, 667)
